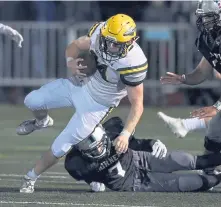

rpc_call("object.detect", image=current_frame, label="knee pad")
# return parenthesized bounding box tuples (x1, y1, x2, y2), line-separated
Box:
(204, 136, 221, 153)
(178, 175, 203, 192)
(24, 90, 45, 110)
(170, 151, 195, 170)
(51, 143, 72, 158)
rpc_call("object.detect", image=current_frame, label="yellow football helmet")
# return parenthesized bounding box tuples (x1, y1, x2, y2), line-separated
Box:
(99, 14, 138, 62)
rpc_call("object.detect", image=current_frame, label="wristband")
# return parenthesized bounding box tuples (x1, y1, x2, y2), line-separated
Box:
(181, 74, 186, 83)
(213, 101, 221, 111)
(120, 129, 131, 138)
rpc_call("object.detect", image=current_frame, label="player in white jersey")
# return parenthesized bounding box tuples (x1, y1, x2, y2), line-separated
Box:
(0, 23, 23, 47)
(17, 14, 148, 193)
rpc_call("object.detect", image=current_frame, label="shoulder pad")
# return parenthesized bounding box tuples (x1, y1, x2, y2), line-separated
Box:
(115, 45, 148, 75)
(87, 22, 104, 38)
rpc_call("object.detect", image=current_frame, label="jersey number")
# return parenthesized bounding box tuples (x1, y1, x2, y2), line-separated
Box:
(91, 51, 109, 82)
(108, 161, 125, 177)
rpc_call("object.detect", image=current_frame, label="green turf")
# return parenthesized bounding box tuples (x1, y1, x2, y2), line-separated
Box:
(0, 104, 220, 207)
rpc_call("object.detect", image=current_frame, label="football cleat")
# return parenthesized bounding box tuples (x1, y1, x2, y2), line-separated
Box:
(16, 116, 54, 135)
(20, 175, 36, 193)
(157, 112, 188, 138)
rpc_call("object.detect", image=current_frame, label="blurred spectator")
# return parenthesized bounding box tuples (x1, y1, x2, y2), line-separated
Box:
(142, 1, 173, 23)
(99, 2, 147, 21)
(64, 1, 101, 22)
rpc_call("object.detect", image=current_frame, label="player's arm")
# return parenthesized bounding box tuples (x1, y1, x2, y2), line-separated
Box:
(160, 57, 213, 85)
(129, 138, 156, 151)
(123, 83, 144, 137)
(183, 57, 213, 85)
(65, 35, 91, 59)
(65, 35, 91, 76)
(113, 61, 147, 154)
(129, 138, 167, 159)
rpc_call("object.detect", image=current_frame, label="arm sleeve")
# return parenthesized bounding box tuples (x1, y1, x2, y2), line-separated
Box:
(129, 137, 156, 151)
(117, 61, 148, 86)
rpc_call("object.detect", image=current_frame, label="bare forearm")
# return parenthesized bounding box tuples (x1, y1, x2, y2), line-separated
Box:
(123, 103, 143, 134)
(184, 69, 207, 85)
(65, 41, 81, 59)
(65, 36, 90, 59)
(183, 57, 213, 85)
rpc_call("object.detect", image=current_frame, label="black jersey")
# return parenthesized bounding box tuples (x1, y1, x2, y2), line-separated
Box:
(65, 145, 135, 191)
(196, 32, 221, 72)
(65, 117, 156, 191)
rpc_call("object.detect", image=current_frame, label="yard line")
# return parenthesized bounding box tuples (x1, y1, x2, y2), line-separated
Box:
(0, 201, 155, 207)
(45, 172, 68, 175)
(0, 178, 85, 184)
(0, 160, 64, 165)
(0, 174, 69, 179)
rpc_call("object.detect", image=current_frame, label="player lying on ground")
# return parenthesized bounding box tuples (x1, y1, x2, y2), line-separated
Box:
(0, 23, 23, 47)
(160, 0, 221, 161)
(65, 117, 221, 192)
(17, 14, 147, 193)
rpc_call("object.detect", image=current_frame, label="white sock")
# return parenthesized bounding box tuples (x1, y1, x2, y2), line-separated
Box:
(27, 168, 40, 180)
(182, 118, 206, 131)
(36, 115, 49, 127)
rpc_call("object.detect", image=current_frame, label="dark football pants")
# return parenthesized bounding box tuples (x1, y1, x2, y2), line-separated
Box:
(132, 151, 220, 192)
(204, 111, 221, 152)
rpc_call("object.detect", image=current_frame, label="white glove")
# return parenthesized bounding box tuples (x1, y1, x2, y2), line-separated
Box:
(0, 24, 23, 48)
(11, 30, 23, 48)
(90, 182, 106, 192)
(151, 140, 167, 159)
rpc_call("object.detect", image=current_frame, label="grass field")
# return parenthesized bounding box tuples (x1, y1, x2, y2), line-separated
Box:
(0, 104, 221, 207)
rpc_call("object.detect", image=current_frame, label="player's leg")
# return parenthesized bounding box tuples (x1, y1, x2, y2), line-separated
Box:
(157, 111, 208, 138)
(203, 111, 221, 174)
(134, 171, 221, 192)
(204, 111, 221, 153)
(16, 79, 74, 135)
(20, 92, 112, 193)
(134, 150, 221, 173)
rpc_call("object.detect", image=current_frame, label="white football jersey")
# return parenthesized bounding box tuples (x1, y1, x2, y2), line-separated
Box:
(84, 22, 148, 107)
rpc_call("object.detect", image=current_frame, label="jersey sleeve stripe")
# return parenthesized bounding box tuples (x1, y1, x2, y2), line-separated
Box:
(118, 62, 148, 75)
(87, 22, 101, 37)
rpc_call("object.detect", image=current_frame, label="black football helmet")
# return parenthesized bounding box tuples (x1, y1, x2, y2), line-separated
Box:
(196, 0, 221, 51)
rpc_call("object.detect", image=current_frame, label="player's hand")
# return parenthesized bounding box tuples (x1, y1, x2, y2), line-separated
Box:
(67, 58, 87, 77)
(160, 72, 184, 85)
(11, 30, 23, 48)
(151, 140, 167, 159)
(113, 135, 129, 154)
(90, 182, 106, 192)
(190, 106, 218, 119)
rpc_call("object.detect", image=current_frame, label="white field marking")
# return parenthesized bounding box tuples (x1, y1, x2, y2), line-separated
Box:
(0, 174, 69, 179)
(0, 160, 64, 165)
(45, 172, 68, 175)
(0, 201, 154, 207)
(0, 178, 86, 184)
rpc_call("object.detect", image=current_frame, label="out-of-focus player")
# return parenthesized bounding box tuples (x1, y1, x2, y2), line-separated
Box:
(17, 14, 148, 193)
(160, 0, 221, 157)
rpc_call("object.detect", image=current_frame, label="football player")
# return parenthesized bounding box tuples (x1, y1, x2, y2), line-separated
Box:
(17, 14, 148, 193)
(65, 116, 221, 192)
(160, 0, 221, 156)
(0, 23, 23, 47)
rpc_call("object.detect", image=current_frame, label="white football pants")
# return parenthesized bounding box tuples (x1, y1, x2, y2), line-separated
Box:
(24, 78, 112, 157)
